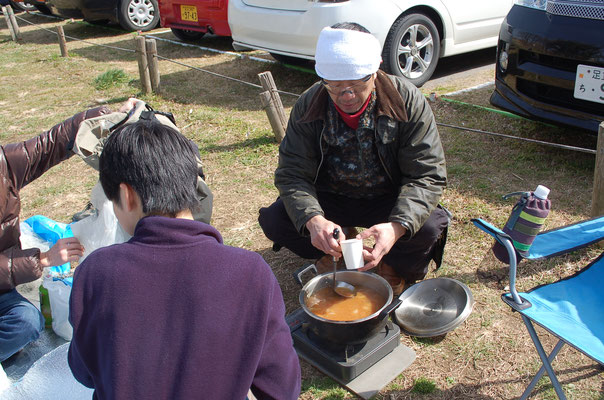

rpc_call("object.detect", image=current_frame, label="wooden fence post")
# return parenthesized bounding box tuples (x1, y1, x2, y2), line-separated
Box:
(145, 38, 160, 94)
(259, 91, 286, 143)
(258, 71, 288, 128)
(2, 6, 17, 41)
(591, 122, 604, 218)
(6, 5, 20, 41)
(135, 35, 151, 94)
(57, 25, 68, 57)
(258, 71, 287, 142)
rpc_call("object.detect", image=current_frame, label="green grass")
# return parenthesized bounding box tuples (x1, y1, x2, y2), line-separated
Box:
(93, 68, 131, 90)
(301, 377, 352, 399)
(411, 377, 438, 394)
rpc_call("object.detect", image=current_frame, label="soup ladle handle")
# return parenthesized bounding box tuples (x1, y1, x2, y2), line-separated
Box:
(332, 228, 340, 283)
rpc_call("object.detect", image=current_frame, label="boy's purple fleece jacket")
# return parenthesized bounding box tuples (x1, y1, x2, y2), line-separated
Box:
(68, 216, 301, 400)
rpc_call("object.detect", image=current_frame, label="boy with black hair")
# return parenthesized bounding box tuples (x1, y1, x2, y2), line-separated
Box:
(67, 119, 301, 400)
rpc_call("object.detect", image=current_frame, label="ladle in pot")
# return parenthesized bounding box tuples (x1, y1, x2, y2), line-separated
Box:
(332, 228, 356, 298)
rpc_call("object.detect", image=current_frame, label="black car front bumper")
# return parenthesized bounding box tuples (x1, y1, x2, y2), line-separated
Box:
(491, 5, 604, 132)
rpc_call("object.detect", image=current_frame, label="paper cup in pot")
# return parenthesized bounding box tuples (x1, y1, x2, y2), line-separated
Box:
(341, 238, 364, 269)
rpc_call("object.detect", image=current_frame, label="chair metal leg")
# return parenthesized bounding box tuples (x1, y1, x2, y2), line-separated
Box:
(519, 338, 565, 400)
(520, 315, 567, 400)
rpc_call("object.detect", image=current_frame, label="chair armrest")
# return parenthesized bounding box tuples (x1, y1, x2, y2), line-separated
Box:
(471, 218, 524, 305)
(471, 218, 511, 245)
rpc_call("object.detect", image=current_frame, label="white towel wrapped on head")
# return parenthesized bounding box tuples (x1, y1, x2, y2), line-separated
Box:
(314, 27, 382, 81)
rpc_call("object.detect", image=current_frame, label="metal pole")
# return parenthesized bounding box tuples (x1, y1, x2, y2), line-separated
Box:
(521, 316, 567, 400)
(519, 340, 565, 400)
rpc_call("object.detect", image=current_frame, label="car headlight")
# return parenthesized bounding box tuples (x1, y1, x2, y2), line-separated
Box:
(514, 0, 547, 10)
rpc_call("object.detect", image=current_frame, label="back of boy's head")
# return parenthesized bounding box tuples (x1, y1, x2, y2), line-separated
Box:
(99, 119, 199, 217)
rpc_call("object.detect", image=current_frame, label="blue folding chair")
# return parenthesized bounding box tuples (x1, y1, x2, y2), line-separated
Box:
(472, 216, 604, 400)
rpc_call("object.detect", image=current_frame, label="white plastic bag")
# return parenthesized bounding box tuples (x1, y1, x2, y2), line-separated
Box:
(70, 182, 131, 262)
(43, 274, 73, 341)
(19, 222, 51, 253)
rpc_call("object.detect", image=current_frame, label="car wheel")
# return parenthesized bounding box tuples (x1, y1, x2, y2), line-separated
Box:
(269, 53, 311, 66)
(34, 4, 52, 14)
(382, 13, 441, 87)
(171, 28, 205, 42)
(118, 0, 159, 32)
(9, 1, 36, 12)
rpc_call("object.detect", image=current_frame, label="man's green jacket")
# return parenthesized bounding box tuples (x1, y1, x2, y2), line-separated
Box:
(275, 70, 447, 239)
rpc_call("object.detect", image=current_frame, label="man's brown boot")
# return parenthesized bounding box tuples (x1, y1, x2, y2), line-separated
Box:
(376, 261, 405, 296)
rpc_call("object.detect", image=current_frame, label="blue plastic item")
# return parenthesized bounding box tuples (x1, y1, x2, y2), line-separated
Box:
(472, 216, 604, 400)
(23, 215, 74, 274)
(473, 215, 604, 260)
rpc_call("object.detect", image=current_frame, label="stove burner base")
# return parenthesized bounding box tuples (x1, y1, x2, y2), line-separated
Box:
(286, 309, 416, 399)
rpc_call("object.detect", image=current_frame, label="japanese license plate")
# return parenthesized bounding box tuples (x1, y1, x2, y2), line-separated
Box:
(180, 5, 198, 22)
(574, 64, 604, 104)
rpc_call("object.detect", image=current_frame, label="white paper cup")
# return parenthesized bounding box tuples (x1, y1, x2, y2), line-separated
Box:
(341, 238, 364, 269)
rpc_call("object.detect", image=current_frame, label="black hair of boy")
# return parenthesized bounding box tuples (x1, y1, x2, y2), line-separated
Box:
(99, 120, 199, 217)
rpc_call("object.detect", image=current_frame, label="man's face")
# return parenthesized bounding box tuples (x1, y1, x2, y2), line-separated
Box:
(322, 73, 376, 114)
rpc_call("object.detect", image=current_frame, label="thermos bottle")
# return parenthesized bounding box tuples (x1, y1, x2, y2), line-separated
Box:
(39, 283, 52, 327)
(493, 185, 551, 263)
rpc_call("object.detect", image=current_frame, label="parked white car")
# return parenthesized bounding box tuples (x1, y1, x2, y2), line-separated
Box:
(229, 0, 513, 86)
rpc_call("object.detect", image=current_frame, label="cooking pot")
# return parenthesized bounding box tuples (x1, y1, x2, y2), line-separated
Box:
(294, 264, 402, 345)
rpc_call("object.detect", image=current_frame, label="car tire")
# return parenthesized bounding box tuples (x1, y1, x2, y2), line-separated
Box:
(382, 13, 441, 87)
(9, 1, 36, 12)
(118, 0, 159, 32)
(171, 28, 205, 42)
(34, 4, 52, 14)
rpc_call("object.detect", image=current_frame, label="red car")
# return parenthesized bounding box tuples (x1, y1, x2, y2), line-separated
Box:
(159, 0, 230, 41)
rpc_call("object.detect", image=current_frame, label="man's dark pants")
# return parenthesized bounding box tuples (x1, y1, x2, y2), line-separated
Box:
(258, 192, 449, 282)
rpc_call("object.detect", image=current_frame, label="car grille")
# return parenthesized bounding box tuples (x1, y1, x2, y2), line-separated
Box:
(517, 78, 604, 116)
(547, 0, 604, 21)
(518, 50, 580, 73)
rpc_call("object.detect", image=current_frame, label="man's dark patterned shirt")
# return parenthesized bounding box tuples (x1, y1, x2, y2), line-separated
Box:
(316, 91, 396, 199)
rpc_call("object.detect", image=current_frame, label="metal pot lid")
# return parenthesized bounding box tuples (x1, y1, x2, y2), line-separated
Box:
(394, 277, 474, 337)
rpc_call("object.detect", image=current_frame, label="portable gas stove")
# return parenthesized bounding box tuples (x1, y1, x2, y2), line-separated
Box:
(286, 308, 416, 399)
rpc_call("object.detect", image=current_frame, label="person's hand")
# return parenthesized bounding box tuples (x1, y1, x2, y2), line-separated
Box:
(305, 215, 345, 258)
(118, 97, 140, 113)
(357, 222, 406, 271)
(40, 238, 85, 267)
